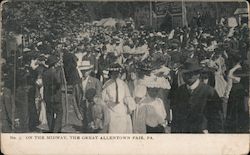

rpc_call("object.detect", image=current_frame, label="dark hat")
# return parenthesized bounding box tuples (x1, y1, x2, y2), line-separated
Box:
(37, 54, 47, 61)
(181, 58, 202, 73)
(135, 59, 154, 72)
(22, 51, 40, 60)
(232, 69, 250, 77)
(233, 64, 250, 77)
(107, 63, 123, 72)
(200, 66, 216, 74)
(151, 52, 166, 68)
(45, 55, 59, 67)
(213, 48, 224, 55)
(169, 39, 180, 49)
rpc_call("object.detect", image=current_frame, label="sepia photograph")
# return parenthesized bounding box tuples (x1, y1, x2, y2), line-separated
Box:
(1, 0, 249, 134)
(0, 0, 249, 154)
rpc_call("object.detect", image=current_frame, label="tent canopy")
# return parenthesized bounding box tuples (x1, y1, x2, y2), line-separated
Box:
(93, 18, 127, 27)
(234, 8, 248, 15)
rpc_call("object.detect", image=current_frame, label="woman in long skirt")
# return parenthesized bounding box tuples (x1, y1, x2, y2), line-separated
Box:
(102, 63, 136, 133)
(133, 78, 167, 133)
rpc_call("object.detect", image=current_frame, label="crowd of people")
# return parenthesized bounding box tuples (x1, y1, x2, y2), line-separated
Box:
(1, 3, 249, 133)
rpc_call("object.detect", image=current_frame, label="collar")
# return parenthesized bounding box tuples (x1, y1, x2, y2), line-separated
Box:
(82, 76, 90, 82)
(187, 79, 200, 90)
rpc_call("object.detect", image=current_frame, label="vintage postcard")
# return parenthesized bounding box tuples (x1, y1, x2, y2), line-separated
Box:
(0, 0, 249, 154)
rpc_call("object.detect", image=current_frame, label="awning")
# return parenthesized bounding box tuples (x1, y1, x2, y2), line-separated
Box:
(240, 14, 249, 17)
(92, 18, 127, 27)
(234, 8, 248, 15)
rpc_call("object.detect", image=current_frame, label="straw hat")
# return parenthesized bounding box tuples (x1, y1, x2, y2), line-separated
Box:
(107, 63, 123, 72)
(78, 61, 93, 70)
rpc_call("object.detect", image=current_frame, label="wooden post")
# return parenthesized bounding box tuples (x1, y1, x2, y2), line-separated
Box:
(60, 52, 69, 124)
(11, 48, 16, 131)
(149, 1, 153, 27)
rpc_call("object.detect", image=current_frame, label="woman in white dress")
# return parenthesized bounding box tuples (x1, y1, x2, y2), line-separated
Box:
(133, 77, 167, 133)
(211, 50, 228, 97)
(102, 63, 136, 133)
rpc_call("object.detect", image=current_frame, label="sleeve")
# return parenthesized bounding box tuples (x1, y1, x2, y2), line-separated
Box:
(73, 54, 78, 67)
(223, 78, 233, 98)
(124, 81, 132, 97)
(55, 68, 64, 86)
(123, 82, 136, 113)
(102, 87, 109, 103)
(223, 64, 241, 98)
(124, 96, 136, 113)
(158, 98, 167, 120)
(102, 84, 115, 108)
(93, 105, 103, 120)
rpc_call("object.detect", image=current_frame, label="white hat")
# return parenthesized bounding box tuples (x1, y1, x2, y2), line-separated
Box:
(102, 70, 109, 78)
(143, 75, 170, 89)
(103, 70, 109, 75)
(149, 33, 154, 37)
(23, 48, 31, 52)
(37, 42, 43, 46)
(78, 61, 93, 70)
(156, 32, 163, 37)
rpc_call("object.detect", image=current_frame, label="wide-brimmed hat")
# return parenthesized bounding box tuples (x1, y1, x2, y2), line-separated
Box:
(233, 65, 250, 77)
(107, 63, 123, 72)
(45, 55, 59, 67)
(233, 70, 250, 77)
(78, 61, 93, 71)
(142, 75, 169, 89)
(23, 48, 31, 52)
(181, 58, 202, 73)
(135, 59, 154, 72)
(214, 47, 225, 54)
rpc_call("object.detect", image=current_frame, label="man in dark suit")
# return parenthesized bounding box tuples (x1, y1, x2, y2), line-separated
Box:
(77, 60, 103, 132)
(171, 58, 224, 133)
(43, 55, 64, 133)
(62, 50, 82, 114)
(63, 49, 81, 87)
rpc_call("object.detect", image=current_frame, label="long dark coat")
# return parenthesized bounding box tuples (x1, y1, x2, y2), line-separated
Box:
(43, 67, 64, 104)
(225, 82, 249, 133)
(171, 82, 224, 133)
(42, 66, 64, 132)
(63, 52, 81, 85)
